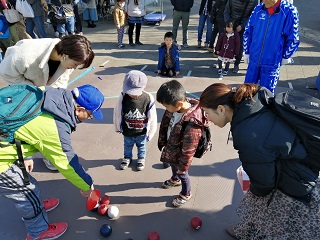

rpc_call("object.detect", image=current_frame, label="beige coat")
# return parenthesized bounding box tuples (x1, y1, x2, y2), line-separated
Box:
(113, 3, 126, 28)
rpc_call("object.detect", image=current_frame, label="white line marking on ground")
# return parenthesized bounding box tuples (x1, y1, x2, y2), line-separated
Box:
(140, 65, 148, 71)
(99, 60, 109, 67)
(288, 82, 293, 89)
(187, 70, 192, 76)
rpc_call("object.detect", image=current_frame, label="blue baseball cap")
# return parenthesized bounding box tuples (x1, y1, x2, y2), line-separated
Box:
(72, 84, 104, 120)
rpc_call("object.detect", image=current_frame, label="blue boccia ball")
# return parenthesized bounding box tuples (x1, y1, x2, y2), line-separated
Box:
(100, 224, 112, 238)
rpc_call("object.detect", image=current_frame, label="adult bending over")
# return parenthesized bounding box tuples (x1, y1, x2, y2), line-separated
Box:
(200, 83, 320, 239)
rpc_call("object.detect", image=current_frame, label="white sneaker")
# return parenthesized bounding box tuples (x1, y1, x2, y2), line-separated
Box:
(183, 43, 189, 48)
(43, 158, 58, 171)
(137, 158, 145, 171)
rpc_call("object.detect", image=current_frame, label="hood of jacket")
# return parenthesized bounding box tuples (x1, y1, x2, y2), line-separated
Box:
(42, 86, 77, 130)
(182, 98, 210, 127)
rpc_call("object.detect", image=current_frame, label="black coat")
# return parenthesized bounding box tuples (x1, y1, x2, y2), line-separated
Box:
(199, 0, 213, 15)
(231, 88, 318, 203)
(171, 0, 194, 12)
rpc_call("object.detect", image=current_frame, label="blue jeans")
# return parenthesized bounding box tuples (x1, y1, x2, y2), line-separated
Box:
(26, 16, 47, 38)
(57, 16, 75, 35)
(123, 134, 146, 159)
(197, 14, 212, 44)
(0, 164, 48, 238)
(171, 165, 191, 196)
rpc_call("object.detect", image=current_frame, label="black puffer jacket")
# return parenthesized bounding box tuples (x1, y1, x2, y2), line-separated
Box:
(231, 88, 318, 203)
(199, 0, 213, 15)
(171, 0, 194, 12)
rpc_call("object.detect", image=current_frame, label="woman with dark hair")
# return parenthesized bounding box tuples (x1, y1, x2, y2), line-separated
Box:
(199, 83, 320, 239)
(0, 34, 94, 88)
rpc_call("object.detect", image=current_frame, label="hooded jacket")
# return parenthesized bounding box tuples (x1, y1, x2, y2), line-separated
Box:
(0, 87, 93, 191)
(0, 38, 73, 88)
(158, 98, 210, 172)
(157, 42, 180, 72)
(231, 87, 317, 203)
(215, 31, 240, 59)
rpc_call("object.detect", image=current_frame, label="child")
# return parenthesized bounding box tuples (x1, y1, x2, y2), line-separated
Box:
(215, 21, 240, 78)
(157, 31, 180, 77)
(156, 80, 209, 207)
(113, 70, 157, 171)
(113, 0, 126, 48)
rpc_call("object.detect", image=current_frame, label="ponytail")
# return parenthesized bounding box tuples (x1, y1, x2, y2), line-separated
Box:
(233, 84, 260, 104)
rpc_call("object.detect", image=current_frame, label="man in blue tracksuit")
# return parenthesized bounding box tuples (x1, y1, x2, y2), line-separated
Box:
(243, 0, 300, 94)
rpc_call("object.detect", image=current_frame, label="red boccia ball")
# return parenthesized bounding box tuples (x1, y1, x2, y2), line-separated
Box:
(100, 195, 111, 205)
(148, 231, 160, 240)
(191, 217, 202, 230)
(98, 204, 108, 216)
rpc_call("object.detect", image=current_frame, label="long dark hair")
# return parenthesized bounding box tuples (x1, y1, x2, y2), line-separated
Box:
(199, 83, 260, 110)
(54, 35, 94, 69)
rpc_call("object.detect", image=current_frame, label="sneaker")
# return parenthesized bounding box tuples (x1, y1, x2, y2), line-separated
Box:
(182, 43, 189, 48)
(207, 47, 214, 53)
(172, 192, 192, 207)
(197, 41, 201, 48)
(204, 43, 208, 49)
(129, 42, 134, 46)
(43, 158, 57, 171)
(223, 70, 228, 76)
(137, 158, 145, 171)
(135, 41, 144, 45)
(163, 162, 170, 169)
(233, 65, 239, 73)
(226, 226, 238, 239)
(120, 157, 132, 170)
(218, 69, 222, 75)
(26, 222, 68, 240)
(118, 44, 125, 49)
(162, 177, 182, 189)
(44, 198, 59, 212)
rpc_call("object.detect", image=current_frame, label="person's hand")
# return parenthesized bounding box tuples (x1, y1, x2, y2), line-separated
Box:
(177, 169, 186, 174)
(0, 32, 3, 35)
(175, 71, 179, 76)
(24, 159, 34, 173)
(157, 70, 161, 74)
(116, 24, 120, 30)
(216, 51, 220, 54)
(236, 25, 242, 32)
(281, 58, 294, 65)
(80, 185, 94, 198)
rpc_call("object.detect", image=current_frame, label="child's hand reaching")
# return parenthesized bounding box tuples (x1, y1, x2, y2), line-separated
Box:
(175, 71, 179, 76)
(157, 70, 161, 74)
(0, 32, 3, 35)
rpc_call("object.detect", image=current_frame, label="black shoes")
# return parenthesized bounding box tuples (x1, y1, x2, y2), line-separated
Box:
(135, 41, 144, 45)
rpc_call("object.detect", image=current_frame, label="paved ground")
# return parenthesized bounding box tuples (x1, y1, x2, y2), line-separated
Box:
(0, 0, 319, 239)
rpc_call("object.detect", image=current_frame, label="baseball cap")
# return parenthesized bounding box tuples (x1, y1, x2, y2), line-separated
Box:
(122, 70, 148, 95)
(72, 84, 104, 120)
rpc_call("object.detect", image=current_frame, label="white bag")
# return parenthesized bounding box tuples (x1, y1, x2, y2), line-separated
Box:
(16, 0, 34, 18)
(3, 3, 23, 23)
(236, 166, 250, 194)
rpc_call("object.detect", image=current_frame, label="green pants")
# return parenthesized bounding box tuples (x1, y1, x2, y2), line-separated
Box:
(172, 10, 190, 45)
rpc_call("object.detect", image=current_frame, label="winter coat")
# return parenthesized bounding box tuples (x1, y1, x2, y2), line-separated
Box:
(199, 0, 213, 15)
(157, 42, 180, 72)
(243, 1, 300, 66)
(171, 0, 194, 12)
(0, 14, 9, 39)
(0, 86, 93, 191)
(224, 0, 258, 29)
(210, 0, 227, 23)
(0, 38, 73, 88)
(215, 31, 240, 59)
(113, 2, 126, 27)
(125, 0, 145, 17)
(113, 91, 157, 142)
(158, 98, 209, 172)
(231, 87, 318, 203)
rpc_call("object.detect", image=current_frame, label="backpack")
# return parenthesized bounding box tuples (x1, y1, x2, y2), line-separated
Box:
(0, 84, 44, 185)
(181, 113, 212, 159)
(264, 89, 320, 172)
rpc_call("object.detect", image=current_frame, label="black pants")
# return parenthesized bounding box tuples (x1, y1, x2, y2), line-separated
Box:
(234, 28, 244, 66)
(209, 19, 225, 49)
(218, 59, 230, 71)
(160, 65, 175, 77)
(73, 4, 82, 32)
(128, 22, 141, 43)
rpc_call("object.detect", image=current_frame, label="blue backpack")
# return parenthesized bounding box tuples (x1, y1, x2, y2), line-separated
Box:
(0, 84, 44, 185)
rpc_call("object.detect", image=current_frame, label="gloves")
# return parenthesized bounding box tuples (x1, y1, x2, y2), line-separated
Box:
(281, 58, 294, 65)
(244, 54, 250, 64)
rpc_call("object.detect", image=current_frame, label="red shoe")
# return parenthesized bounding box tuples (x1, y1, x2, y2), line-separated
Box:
(26, 222, 68, 240)
(43, 198, 59, 212)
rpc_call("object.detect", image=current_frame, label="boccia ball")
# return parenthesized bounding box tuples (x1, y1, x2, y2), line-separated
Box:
(148, 231, 160, 240)
(107, 205, 119, 219)
(100, 224, 112, 238)
(100, 195, 111, 205)
(191, 217, 202, 230)
(98, 204, 108, 216)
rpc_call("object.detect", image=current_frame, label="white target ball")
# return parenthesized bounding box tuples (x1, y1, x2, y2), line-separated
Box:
(107, 205, 119, 219)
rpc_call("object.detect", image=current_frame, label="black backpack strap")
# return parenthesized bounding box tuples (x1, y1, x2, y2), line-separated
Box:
(15, 139, 30, 185)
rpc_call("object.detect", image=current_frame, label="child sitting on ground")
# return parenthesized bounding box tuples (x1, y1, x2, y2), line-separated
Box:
(156, 80, 209, 207)
(113, 70, 157, 171)
(215, 21, 240, 78)
(157, 31, 180, 77)
(113, 0, 126, 49)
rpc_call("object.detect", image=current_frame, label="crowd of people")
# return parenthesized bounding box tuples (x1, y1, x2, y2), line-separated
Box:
(1, 0, 317, 240)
